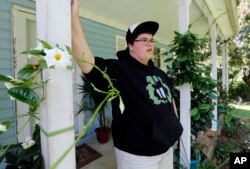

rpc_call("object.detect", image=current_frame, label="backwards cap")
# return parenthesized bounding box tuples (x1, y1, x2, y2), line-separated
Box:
(126, 21, 159, 44)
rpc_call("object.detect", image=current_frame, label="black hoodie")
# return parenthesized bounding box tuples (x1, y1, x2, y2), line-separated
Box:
(85, 49, 183, 156)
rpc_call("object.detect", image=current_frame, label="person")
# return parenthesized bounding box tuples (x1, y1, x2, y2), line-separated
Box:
(71, 0, 183, 168)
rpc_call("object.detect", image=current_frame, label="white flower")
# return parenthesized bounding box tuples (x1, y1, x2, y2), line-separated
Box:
(44, 48, 72, 69)
(4, 82, 14, 89)
(119, 96, 125, 114)
(191, 134, 196, 143)
(21, 136, 35, 149)
(4, 76, 15, 100)
(0, 123, 7, 132)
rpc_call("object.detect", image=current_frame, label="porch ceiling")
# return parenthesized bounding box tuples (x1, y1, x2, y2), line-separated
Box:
(79, 0, 239, 44)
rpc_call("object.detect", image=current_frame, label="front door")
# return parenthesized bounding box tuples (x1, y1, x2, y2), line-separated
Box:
(13, 6, 37, 142)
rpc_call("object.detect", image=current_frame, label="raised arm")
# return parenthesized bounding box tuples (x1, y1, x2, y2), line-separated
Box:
(71, 0, 95, 74)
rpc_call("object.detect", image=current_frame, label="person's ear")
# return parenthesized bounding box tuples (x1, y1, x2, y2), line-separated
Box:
(128, 44, 134, 52)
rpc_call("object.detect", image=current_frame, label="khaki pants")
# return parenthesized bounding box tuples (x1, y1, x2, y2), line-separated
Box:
(114, 147, 173, 169)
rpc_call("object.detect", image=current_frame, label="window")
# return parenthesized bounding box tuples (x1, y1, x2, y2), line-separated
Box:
(152, 47, 167, 71)
(153, 47, 161, 68)
(116, 35, 127, 52)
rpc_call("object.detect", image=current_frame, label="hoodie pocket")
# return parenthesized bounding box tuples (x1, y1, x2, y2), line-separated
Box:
(151, 112, 183, 148)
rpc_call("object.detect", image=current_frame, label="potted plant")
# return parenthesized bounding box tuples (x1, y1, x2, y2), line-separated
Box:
(190, 146, 201, 169)
(190, 135, 206, 169)
(0, 124, 42, 169)
(78, 76, 110, 144)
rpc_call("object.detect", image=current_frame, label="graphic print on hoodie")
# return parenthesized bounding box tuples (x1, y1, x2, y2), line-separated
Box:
(146, 75, 172, 105)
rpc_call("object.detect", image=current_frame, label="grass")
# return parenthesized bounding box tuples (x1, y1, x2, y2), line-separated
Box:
(230, 103, 250, 118)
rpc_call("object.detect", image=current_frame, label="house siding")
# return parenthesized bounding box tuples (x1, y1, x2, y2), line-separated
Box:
(0, 0, 16, 150)
(83, 18, 125, 59)
(0, 2, 35, 168)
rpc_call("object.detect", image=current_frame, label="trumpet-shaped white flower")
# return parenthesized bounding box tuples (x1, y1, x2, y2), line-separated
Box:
(119, 96, 125, 114)
(44, 48, 72, 69)
(0, 123, 7, 132)
(4, 76, 15, 100)
(21, 136, 35, 149)
(4, 81, 14, 89)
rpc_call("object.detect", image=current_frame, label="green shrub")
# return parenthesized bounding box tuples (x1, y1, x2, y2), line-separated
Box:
(197, 159, 217, 169)
(229, 82, 250, 102)
(225, 125, 238, 138)
(215, 140, 240, 162)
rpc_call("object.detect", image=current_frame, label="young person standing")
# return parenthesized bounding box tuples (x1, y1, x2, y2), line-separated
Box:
(71, 0, 183, 168)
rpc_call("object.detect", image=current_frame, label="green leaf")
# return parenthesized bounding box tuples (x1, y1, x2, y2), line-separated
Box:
(186, 64, 191, 71)
(178, 56, 188, 62)
(18, 64, 39, 80)
(18, 145, 41, 163)
(38, 39, 52, 49)
(225, 114, 233, 127)
(0, 74, 12, 82)
(32, 124, 41, 143)
(66, 65, 74, 70)
(194, 113, 200, 121)
(191, 108, 198, 116)
(31, 155, 43, 169)
(198, 104, 211, 111)
(39, 60, 48, 69)
(19, 79, 35, 88)
(0, 145, 5, 162)
(200, 117, 206, 123)
(5, 144, 24, 166)
(66, 46, 72, 54)
(164, 57, 173, 63)
(2, 121, 12, 128)
(8, 87, 40, 106)
(11, 79, 24, 85)
(21, 49, 45, 56)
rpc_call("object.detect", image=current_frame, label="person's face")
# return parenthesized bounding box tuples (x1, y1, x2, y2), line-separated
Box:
(128, 33, 155, 65)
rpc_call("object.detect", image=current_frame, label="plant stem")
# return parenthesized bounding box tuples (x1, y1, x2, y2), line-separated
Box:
(50, 94, 111, 169)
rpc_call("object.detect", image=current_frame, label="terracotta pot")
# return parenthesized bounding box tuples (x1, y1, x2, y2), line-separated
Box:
(95, 127, 110, 144)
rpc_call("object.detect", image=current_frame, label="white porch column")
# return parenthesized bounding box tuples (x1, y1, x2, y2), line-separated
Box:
(209, 19, 218, 131)
(36, 0, 76, 169)
(222, 41, 229, 92)
(177, 0, 192, 168)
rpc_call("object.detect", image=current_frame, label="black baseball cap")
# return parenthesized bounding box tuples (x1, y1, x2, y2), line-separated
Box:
(126, 21, 159, 44)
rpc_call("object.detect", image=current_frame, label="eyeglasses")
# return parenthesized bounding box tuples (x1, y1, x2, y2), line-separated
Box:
(134, 38, 155, 45)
